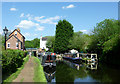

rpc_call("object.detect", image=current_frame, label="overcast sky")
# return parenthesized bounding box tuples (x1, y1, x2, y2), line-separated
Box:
(1, 2, 118, 40)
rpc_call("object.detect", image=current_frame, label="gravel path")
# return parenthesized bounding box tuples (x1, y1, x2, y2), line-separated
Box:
(12, 57, 34, 82)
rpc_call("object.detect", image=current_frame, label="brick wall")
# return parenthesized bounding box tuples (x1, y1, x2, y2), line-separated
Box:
(6, 36, 21, 49)
(9, 30, 23, 42)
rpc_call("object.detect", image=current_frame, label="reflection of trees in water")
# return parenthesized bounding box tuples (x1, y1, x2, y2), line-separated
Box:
(56, 61, 87, 82)
(87, 63, 120, 83)
(43, 66, 56, 82)
(56, 61, 120, 83)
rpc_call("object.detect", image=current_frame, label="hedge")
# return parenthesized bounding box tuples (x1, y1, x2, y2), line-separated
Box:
(2, 49, 28, 74)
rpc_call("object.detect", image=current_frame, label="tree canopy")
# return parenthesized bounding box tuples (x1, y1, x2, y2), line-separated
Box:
(46, 36, 55, 52)
(88, 19, 120, 65)
(25, 38, 40, 48)
(54, 19, 74, 53)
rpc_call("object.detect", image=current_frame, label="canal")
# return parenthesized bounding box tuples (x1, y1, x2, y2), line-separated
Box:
(42, 58, 120, 83)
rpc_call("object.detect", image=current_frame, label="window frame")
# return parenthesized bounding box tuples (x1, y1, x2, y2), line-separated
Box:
(16, 43, 18, 48)
(7, 43, 10, 48)
(15, 31, 17, 36)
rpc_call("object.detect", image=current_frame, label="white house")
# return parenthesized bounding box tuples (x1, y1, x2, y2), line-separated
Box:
(40, 36, 48, 50)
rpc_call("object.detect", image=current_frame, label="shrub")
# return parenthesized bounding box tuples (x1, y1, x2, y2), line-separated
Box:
(2, 49, 28, 74)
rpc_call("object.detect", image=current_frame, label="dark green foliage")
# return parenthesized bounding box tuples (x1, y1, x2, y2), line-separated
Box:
(2, 49, 28, 74)
(54, 19, 74, 53)
(46, 36, 55, 52)
(88, 19, 120, 65)
(68, 31, 91, 52)
(25, 38, 40, 48)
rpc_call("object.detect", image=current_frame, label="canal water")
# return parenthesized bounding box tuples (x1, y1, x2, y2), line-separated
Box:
(42, 58, 120, 83)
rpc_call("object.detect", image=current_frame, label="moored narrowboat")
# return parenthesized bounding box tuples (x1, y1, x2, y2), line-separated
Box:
(41, 52, 56, 67)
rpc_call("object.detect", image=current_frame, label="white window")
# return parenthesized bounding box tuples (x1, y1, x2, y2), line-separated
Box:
(16, 43, 18, 48)
(7, 43, 10, 48)
(15, 31, 17, 35)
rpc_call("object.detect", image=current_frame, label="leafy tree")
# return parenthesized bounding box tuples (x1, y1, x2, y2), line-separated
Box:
(68, 31, 91, 52)
(88, 19, 120, 65)
(25, 38, 40, 48)
(54, 19, 74, 53)
(46, 36, 55, 52)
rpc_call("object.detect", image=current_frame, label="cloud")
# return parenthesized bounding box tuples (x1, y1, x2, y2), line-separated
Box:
(33, 34, 38, 36)
(10, 8, 17, 11)
(62, 6, 65, 9)
(15, 20, 36, 29)
(20, 13, 24, 17)
(23, 32, 30, 37)
(19, 13, 60, 25)
(20, 13, 33, 20)
(35, 26, 44, 31)
(34, 16, 60, 25)
(80, 30, 87, 32)
(26, 14, 33, 20)
(80, 30, 92, 34)
(34, 16, 45, 21)
(26, 14, 30, 17)
(15, 20, 44, 31)
(62, 4, 75, 9)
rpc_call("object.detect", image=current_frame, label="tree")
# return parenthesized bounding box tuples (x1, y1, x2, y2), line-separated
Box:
(54, 19, 74, 53)
(25, 38, 40, 48)
(46, 36, 55, 52)
(68, 31, 91, 52)
(88, 19, 120, 65)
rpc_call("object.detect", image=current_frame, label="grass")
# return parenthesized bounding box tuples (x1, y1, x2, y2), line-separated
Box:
(33, 56, 47, 82)
(20, 78, 24, 82)
(3, 55, 29, 83)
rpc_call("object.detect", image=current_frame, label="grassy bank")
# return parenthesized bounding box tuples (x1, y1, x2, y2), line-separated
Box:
(33, 56, 47, 82)
(3, 55, 29, 83)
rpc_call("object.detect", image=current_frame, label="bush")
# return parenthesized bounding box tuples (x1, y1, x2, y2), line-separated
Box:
(2, 49, 28, 74)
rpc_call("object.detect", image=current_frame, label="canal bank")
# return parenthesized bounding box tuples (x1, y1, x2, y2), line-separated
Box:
(33, 56, 47, 82)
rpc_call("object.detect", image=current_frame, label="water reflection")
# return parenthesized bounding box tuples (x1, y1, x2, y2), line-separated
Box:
(42, 58, 120, 83)
(43, 65, 56, 82)
(86, 62, 98, 70)
(62, 59, 98, 70)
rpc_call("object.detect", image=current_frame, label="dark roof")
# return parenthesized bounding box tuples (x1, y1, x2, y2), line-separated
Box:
(6, 34, 22, 42)
(9, 29, 25, 39)
(42, 37, 47, 41)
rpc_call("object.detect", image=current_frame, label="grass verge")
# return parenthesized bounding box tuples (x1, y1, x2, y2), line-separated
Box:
(20, 78, 24, 82)
(33, 56, 47, 82)
(3, 55, 29, 83)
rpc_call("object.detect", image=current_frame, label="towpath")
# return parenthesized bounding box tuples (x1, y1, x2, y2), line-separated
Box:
(12, 57, 34, 82)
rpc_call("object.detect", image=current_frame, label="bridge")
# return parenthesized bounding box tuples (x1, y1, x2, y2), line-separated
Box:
(26, 48, 38, 56)
(26, 48, 38, 51)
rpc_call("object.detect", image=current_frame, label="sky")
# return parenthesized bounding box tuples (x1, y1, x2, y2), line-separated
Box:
(1, 2, 118, 40)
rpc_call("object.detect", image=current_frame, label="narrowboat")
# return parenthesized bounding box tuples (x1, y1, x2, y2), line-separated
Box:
(41, 52, 56, 67)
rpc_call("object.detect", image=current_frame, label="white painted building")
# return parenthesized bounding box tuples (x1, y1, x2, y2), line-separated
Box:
(40, 36, 48, 50)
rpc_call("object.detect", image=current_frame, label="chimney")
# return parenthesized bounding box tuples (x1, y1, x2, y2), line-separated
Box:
(17, 28, 20, 32)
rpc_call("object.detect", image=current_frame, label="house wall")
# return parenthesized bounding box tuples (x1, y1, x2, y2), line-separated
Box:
(6, 36, 21, 49)
(40, 37, 48, 50)
(40, 39, 47, 49)
(9, 30, 23, 42)
(8, 29, 25, 50)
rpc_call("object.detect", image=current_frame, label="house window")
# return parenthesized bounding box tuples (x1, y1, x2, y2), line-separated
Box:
(16, 43, 18, 48)
(15, 31, 17, 36)
(7, 43, 10, 48)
